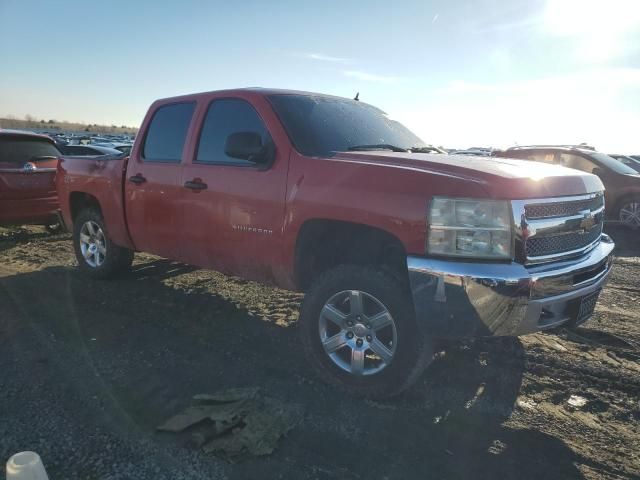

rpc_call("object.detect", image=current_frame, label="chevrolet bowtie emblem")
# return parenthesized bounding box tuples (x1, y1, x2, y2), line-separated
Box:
(579, 211, 596, 232)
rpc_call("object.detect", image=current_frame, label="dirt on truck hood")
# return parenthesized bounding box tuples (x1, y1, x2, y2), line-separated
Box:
(332, 151, 605, 199)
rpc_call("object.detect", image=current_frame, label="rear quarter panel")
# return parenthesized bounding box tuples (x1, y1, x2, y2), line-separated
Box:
(57, 155, 133, 248)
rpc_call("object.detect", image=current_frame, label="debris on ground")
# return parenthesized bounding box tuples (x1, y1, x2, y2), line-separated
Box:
(157, 387, 302, 461)
(567, 395, 588, 408)
(516, 397, 537, 410)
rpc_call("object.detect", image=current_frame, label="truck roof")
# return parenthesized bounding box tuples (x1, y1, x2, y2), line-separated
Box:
(152, 87, 354, 104)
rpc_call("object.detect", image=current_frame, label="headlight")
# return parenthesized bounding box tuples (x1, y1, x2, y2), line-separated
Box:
(427, 197, 513, 259)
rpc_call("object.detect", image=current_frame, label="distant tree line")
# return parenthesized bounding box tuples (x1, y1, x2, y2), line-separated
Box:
(0, 114, 138, 135)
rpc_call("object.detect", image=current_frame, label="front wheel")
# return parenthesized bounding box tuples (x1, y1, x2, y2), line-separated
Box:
(73, 208, 133, 279)
(299, 265, 433, 398)
(618, 198, 640, 230)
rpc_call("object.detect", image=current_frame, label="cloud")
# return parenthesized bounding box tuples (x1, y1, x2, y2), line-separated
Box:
(399, 68, 640, 152)
(444, 68, 640, 95)
(299, 52, 350, 63)
(343, 70, 402, 83)
(472, 15, 541, 34)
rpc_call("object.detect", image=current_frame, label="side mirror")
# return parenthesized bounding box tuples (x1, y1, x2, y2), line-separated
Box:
(224, 131, 270, 163)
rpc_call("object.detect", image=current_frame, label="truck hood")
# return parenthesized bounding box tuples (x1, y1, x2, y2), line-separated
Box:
(332, 152, 604, 199)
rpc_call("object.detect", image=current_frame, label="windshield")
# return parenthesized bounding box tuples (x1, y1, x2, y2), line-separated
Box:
(590, 152, 639, 175)
(611, 154, 636, 165)
(0, 137, 60, 165)
(268, 94, 426, 157)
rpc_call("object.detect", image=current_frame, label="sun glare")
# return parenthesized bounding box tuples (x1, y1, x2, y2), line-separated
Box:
(544, 0, 640, 61)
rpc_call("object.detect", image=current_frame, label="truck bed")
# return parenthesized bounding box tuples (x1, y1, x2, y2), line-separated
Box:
(57, 154, 134, 249)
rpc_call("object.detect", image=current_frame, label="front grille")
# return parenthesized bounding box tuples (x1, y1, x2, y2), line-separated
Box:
(515, 193, 604, 264)
(526, 224, 602, 257)
(525, 195, 604, 219)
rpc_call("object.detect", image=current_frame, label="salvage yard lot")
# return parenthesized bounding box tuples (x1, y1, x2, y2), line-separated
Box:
(1, 226, 638, 479)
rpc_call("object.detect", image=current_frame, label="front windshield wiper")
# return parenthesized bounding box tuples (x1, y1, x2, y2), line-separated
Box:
(347, 144, 408, 152)
(409, 145, 445, 154)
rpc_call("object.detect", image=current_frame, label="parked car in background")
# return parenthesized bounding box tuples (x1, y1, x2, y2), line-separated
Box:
(496, 145, 640, 229)
(57, 89, 614, 397)
(60, 145, 123, 156)
(88, 137, 112, 145)
(92, 143, 133, 155)
(609, 154, 640, 173)
(0, 130, 62, 230)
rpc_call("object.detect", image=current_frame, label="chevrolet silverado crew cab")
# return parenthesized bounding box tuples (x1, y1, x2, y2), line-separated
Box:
(57, 89, 614, 397)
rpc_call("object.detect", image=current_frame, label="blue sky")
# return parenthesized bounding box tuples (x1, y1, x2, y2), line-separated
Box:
(1, 0, 639, 151)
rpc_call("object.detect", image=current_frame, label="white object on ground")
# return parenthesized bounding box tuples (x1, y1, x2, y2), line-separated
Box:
(567, 395, 588, 408)
(6, 451, 49, 480)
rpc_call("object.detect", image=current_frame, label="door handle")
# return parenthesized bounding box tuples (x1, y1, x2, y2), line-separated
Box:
(129, 174, 146, 185)
(184, 180, 207, 191)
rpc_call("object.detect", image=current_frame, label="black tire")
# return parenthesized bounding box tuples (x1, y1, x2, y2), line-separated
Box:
(73, 208, 133, 279)
(299, 265, 433, 398)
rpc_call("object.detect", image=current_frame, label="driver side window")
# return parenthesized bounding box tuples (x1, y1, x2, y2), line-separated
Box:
(195, 98, 271, 166)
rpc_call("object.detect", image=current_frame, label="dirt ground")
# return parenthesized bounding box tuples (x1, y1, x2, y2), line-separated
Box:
(0, 225, 638, 479)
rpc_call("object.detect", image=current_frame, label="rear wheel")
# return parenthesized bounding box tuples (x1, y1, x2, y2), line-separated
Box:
(299, 265, 433, 398)
(73, 208, 133, 279)
(618, 197, 640, 230)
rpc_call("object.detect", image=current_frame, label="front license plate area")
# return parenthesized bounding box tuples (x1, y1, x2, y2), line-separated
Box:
(574, 289, 601, 325)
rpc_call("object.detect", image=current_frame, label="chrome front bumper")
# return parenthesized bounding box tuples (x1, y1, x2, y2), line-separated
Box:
(407, 235, 615, 338)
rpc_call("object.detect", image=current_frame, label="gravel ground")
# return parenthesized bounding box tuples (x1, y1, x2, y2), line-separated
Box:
(0, 225, 638, 479)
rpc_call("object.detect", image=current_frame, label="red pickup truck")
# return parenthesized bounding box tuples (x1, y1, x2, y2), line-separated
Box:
(0, 130, 61, 229)
(57, 88, 615, 397)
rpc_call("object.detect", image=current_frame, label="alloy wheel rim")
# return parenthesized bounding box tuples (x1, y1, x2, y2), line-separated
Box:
(79, 221, 106, 267)
(619, 202, 640, 228)
(318, 290, 397, 376)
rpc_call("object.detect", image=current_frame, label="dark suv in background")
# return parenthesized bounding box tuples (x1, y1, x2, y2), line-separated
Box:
(496, 145, 640, 229)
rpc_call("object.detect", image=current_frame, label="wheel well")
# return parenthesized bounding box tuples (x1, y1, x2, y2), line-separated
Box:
(610, 193, 640, 218)
(294, 220, 408, 291)
(615, 193, 640, 208)
(69, 192, 102, 222)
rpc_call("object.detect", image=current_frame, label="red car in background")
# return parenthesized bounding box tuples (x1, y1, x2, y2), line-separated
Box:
(0, 130, 62, 230)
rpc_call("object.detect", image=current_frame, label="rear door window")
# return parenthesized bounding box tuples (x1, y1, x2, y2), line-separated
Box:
(558, 153, 598, 173)
(525, 152, 557, 164)
(0, 137, 60, 165)
(143, 102, 195, 162)
(195, 98, 271, 166)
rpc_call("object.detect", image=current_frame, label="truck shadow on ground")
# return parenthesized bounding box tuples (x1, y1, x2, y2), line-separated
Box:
(1, 259, 587, 479)
(0, 227, 65, 253)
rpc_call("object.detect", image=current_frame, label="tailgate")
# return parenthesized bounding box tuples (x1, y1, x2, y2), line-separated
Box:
(0, 159, 58, 201)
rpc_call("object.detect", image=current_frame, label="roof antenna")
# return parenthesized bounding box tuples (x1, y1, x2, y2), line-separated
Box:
(354, 92, 360, 101)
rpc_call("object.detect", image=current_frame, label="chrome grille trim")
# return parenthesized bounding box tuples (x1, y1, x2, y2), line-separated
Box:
(525, 195, 604, 219)
(512, 192, 605, 265)
(526, 224, 602, 257)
